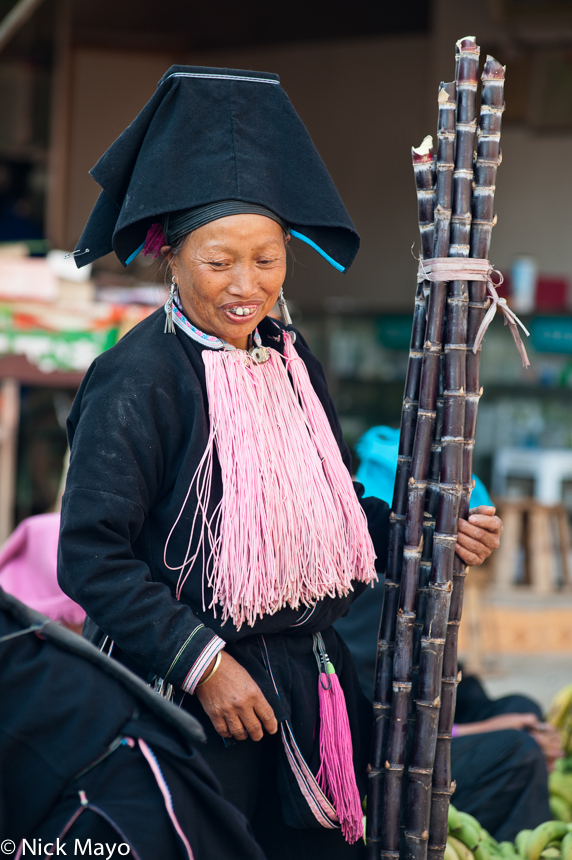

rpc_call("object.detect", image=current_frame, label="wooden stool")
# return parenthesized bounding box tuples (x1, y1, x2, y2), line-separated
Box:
(490, 498, 572, 593)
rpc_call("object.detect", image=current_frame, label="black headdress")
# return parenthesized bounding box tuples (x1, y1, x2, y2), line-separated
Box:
(75, 66, 360, 273)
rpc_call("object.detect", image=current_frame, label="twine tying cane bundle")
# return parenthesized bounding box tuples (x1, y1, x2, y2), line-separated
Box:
(417, 258, 530, 368)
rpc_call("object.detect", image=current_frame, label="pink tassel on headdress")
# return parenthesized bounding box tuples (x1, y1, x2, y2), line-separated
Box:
(316, 658, 364, 844)
(143, 222, 166, 257)
(164, 331, 377, 629)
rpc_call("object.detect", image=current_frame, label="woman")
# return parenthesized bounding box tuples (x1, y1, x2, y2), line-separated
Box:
(58, 66, 501, 860)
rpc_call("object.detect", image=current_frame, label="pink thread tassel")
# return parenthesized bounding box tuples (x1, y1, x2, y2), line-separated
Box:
(164, 332, 377, 629)
(317, 662, 364, 844)
(143, 222, 166, 257)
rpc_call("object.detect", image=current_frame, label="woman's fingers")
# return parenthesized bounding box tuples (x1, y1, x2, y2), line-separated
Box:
(235, 690, 277, 741)
(254, 698, 279, 735)
(195, 651, 277, 741)
(225, 713, 251, 741)
(456, 511, 503, 565)
(468, 505, 497, 518)
(236, 710, 264, 742)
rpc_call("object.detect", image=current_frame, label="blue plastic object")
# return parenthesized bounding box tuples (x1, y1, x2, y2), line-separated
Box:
(355, 425, 492, 509)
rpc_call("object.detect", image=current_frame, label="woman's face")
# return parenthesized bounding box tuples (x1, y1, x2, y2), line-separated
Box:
(167, 214, 288, 350)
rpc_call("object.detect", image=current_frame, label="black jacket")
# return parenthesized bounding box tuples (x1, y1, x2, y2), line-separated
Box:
(58, 310, 388, 688)
(0, 589, 266, 859)
(57, 310, 389, 826)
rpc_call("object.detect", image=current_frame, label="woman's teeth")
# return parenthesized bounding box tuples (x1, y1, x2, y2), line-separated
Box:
(228, 306, 255, 316)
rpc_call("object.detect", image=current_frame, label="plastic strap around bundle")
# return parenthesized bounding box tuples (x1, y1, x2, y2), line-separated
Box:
(416, 257, 530, 369)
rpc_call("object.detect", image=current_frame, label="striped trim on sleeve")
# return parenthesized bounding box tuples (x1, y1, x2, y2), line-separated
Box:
(181, 635, 226, 694)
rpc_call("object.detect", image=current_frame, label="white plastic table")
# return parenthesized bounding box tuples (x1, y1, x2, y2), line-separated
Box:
(492, 447, 572, 504)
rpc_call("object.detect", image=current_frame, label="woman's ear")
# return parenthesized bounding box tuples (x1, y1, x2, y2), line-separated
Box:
(163, 246, 177, 280)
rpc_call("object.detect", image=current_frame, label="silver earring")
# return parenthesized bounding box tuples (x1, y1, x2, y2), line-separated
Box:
(164, 277, 178, 334)
(278, 288, 292, 326)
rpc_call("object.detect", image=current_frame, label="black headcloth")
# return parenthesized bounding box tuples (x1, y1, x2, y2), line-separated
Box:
(74, 65, 359, 273)
(164, 201, 287, 246)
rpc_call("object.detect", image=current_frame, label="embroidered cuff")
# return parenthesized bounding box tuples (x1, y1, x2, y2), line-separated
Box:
(181, 634, 226, 694)
(162, 623, 225, 693)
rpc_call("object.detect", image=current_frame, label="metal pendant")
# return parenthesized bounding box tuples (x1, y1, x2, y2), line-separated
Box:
(248, 345, 270, 364)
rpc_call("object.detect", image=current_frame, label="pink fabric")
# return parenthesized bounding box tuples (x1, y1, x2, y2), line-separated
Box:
(0, 513, 85, 625)
(164, 332, 377, 630)
(137, 738, 195, 860)
(317, 668, 363, 843)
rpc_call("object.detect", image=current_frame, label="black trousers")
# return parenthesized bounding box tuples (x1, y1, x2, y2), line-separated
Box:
(188, 698, 365, 860)
(451, 676, 551, 841)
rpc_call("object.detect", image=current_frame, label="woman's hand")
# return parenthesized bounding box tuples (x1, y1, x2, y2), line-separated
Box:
(456, 505, 503, 566)
(529, 722, 564, 772)
(195, 651, 278, 742)
(454, 713, 564, 771)
(454, 713, 539, 736)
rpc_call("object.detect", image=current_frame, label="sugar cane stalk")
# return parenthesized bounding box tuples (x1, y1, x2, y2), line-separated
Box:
(427, 55, 506, 860)
(380, 120, 453, 855)
(367, 137, 436, 857)
(411, 79, 456, 702)
(427, 38, 484, 860)
(403, 78, 457, 860)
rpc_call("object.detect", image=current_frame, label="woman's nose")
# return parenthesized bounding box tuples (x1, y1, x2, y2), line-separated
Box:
(228, 265, 258, 295)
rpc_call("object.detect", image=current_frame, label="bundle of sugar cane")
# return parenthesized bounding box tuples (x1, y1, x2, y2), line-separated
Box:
(367, 35, 526, 860)
(427, 52, 507, 860)
(408, 36, 481, 860)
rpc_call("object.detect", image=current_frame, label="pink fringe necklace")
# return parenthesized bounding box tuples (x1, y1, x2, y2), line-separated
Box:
(164, 331, 376, 630)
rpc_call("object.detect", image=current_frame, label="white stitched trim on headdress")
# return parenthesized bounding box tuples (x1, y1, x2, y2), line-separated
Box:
(165, 73, 280, 85)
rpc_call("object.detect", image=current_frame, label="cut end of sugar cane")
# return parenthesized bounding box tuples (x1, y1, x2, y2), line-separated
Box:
(412, 135, 434, 162)
(482, 55, 506, 79)
(438, 85, 450, 104)
(456, 36, 478, 51)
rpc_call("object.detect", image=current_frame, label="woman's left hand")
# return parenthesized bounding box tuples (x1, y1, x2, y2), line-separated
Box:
(456, 505, 503, 566)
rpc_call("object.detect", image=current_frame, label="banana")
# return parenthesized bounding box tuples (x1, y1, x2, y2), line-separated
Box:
(446, 841, 462, 860)
(449, 835, 476, 860)
(551, 773, 572, 808)
(480, 829, 497, 845)
(459, 812, 484, 832)
(480, 835, 501, 854)
(526, 822, 569, 860)
(548, 685, 572, 730)
(500, 843, 516, 857)
(458, 823, 482, 851)
(539, 849, 560, 859)
(449, 804, 462, 833)
(516, 830, 533, 856)
(475, 843, 492, 860)
(561, 832, 572, 860)
(550, 796, 572, 823)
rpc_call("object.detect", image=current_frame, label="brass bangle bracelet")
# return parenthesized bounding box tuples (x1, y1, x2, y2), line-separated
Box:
(197, 651, 223, 687)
